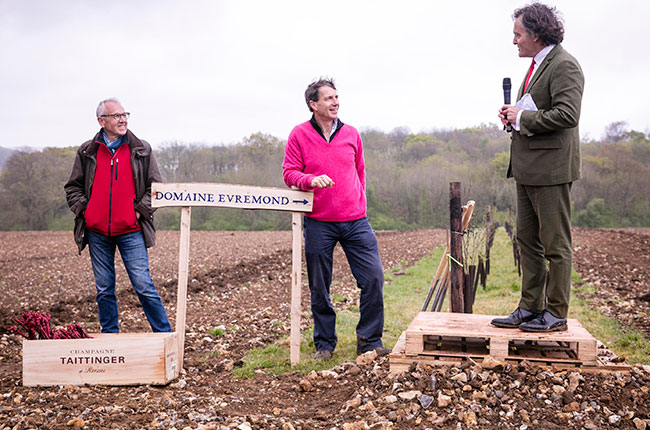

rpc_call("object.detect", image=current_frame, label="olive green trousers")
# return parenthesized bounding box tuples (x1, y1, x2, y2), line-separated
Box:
(516, 182, 572, 319)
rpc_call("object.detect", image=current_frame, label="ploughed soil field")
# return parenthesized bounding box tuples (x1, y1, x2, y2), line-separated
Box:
(0, 228, 649, 429)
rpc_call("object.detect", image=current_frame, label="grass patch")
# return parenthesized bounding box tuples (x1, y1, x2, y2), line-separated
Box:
(469, 229, 524, 316)
(209, 327, 225, 337)
(331, 293, 346, 303)
(234, 228, 649, 377)
(382, 250, 443, 347)
(233, 312, 359, 378)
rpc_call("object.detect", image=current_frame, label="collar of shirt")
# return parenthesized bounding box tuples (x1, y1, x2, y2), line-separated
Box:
(530, 44, 556, 80)
(102, 131, 123, 154)
(329, 119, 339, 138)
(309, 115, 343, 141)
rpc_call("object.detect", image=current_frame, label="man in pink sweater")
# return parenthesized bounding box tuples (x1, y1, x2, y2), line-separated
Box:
(283, 78, 388, 359)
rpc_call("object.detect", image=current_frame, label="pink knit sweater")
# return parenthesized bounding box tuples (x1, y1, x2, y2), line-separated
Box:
(282, 120, 367, 222)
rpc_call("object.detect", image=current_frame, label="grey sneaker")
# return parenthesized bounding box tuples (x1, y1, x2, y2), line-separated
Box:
(314, 350, 333, 359)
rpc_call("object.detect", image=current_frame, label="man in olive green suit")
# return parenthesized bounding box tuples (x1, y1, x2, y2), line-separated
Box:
(493, 3, 584, 332)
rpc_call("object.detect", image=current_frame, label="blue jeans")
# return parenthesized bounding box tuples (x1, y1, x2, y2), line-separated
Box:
(304, 216, 384, 353)
(87, 230, 171, 333)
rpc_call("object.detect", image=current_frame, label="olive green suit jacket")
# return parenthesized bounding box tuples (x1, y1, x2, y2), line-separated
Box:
(507, 44, 584, 185)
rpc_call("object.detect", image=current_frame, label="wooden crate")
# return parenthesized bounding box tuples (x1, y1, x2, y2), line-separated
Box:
(389, 312, 609, 373)
(23, 332, 179, 387)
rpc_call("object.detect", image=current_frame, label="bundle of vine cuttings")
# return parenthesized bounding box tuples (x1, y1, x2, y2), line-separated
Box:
(8, 311, 92, 340)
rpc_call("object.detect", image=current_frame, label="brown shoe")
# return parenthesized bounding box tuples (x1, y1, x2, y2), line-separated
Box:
(314, 350, 333, 359)
(373, 346, 392, 357)
(357, 346, 391, 357)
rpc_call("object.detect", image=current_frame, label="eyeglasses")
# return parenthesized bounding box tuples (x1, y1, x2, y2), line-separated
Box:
(101, 112, 130, 120)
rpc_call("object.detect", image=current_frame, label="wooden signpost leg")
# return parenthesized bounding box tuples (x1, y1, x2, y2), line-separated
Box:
(290, 212, 303, 365)
(176, 206, 191, 368)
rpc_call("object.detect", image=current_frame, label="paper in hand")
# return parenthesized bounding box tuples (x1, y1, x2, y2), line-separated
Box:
(516, 93, 538, 111)
(515, 94, 538, 136)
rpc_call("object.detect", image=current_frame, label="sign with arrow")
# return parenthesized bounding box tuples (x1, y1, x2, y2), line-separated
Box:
(152, 182, 313, 213)
(151, 181, 312, 369)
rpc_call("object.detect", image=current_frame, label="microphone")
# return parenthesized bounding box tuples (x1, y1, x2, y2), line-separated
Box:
(503, 77, 511, 104)
(502, 77, 512, 132)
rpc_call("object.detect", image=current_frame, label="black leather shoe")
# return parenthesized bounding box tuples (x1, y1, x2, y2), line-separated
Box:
(491, 307, 539, 328)
(519, 310, 567, 332)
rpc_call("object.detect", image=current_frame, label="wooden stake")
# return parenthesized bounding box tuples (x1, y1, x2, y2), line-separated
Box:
(429, 229, 450, 311)
(290, 212, 303, 365)
(428, 201, 474, 312)
(175, 206, 191, 368)
(449, 182, 464, 313)
(422, 243, 449, 311)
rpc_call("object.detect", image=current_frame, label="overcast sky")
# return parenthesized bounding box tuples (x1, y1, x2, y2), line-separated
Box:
(1, 0, 648, 150)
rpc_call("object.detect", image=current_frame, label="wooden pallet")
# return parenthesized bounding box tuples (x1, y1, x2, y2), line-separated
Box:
(389, 312, 629, 373)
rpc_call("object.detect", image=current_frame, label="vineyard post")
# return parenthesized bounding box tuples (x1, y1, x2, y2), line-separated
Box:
(449, 182, 465, 313)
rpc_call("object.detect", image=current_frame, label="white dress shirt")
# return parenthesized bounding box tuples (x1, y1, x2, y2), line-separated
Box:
(514, 44, 556, 131)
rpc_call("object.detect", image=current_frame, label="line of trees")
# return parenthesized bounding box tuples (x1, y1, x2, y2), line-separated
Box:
(1, 122, 648, 231)
(573, 123, 650, 227)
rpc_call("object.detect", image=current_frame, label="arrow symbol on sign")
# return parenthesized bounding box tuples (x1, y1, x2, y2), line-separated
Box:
(292, 199, 308, 205)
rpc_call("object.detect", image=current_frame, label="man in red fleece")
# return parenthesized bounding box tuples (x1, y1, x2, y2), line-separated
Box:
(283, 78, 388, 359)
(64, 98, 171, 333)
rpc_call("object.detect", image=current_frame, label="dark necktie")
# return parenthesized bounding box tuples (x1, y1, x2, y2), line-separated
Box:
(523, 59, 536, 93)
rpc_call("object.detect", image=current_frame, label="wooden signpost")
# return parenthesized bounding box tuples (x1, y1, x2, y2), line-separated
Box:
(151, 182, 313, 368)
(21, 182, 312, 387)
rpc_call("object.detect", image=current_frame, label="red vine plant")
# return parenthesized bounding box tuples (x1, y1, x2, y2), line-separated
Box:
(8, 311, 91, 340)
